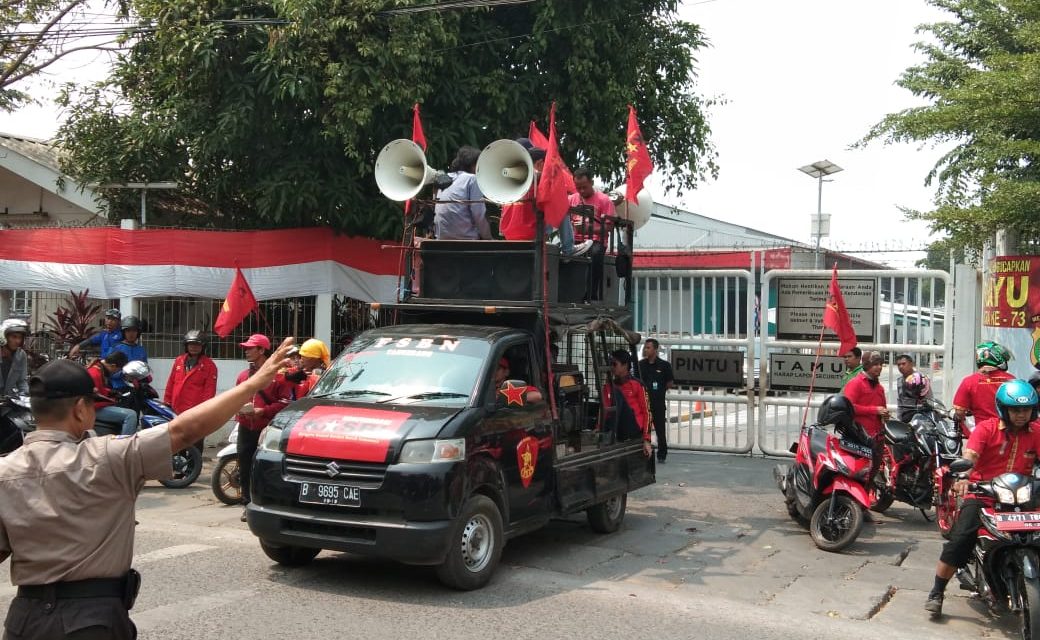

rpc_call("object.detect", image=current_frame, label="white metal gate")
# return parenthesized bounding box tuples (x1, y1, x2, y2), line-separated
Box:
(632, 269, 756, 453)
(756, 268, 953, 457)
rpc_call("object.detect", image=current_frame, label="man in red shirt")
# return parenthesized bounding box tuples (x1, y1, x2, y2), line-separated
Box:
(499, 140, 546, 242)
(925, 379, 1040, 616)
(86, 351, 136, 435)
(952, 340, 1015, 434)
(235, 334, 294, 520)
(164, 330, 218, 414)
(568, 168, 616, 244)
(600, 350, 652, 458)
(841, 351, 889, 439)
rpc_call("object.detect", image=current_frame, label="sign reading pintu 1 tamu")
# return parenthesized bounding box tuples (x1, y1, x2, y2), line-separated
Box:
(769, 354, 845, 392)
(670, 350, 745, 387)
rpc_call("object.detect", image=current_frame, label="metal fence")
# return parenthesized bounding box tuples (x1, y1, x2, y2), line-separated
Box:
(756, 268, 952, 457)
(632, 269, 757, 454)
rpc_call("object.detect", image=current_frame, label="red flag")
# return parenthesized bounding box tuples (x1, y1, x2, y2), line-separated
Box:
(213, 267, 258, 338)
(625, 105, 653, 204)
(411, 103, 427, 151)
(536, 103, 571, 227)
(823, 264, 858, 354)
(530, 121, 575, 195)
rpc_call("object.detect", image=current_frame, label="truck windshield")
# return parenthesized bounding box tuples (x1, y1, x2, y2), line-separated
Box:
(310, 334, 490, 405)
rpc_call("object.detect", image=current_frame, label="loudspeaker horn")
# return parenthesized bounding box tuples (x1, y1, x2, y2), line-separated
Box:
(375, 139, 437, 201)
(610, 188, 654, 230)
(476, 139, 535, 204)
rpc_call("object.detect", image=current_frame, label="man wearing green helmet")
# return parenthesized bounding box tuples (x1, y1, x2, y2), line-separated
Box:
(952, 341, 1015, 434)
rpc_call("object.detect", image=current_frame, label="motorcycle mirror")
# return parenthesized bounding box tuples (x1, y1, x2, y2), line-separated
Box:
(949, 458, 974, 474)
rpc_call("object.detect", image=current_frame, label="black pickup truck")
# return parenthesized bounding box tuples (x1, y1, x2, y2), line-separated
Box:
(246, 297, 656, 589)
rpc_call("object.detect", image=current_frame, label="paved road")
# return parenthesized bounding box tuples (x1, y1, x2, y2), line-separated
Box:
(0, 451, 1019, 639)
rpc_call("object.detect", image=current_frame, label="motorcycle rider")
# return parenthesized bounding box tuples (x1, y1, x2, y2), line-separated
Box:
(163, 330, 218, 414)
(0, 319, 30, 398)
(925, 379, 1040, 615)
(842, 351, 889, 484)
(951, 341, 1015, 434)
(86, 351, 138, 435)
(69, 308, 122, 360)
(895, 353, 933, 422)
(110, 316, 148, 391)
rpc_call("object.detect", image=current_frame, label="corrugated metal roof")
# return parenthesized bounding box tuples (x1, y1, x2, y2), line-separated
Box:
(0, 132, 62, 172)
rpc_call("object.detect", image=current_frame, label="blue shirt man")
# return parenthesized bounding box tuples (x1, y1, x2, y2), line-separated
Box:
(433, 146, 491, 240)
(110, 316, 147, 390)
(69, 309, 122, 359)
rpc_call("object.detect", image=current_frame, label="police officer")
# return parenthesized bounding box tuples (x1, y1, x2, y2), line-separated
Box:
(0, 338, 295, 639)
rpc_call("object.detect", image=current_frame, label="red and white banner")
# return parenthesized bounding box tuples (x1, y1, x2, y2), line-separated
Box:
(0, 227, 402, 301)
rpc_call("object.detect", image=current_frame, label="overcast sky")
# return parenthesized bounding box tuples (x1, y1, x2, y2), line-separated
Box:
(0, 0, 951, 268)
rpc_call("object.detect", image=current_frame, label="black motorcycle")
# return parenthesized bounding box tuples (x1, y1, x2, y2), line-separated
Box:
(948, 459, 1040, 639)
(94, 361, 202, 489)
(872, 399, 962, 533)
(0, 395, 34, 455)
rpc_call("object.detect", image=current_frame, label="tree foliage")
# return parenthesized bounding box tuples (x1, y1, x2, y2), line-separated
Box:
(56, 0, 717, 237)
(0, 0, 128, 111)
(862, 0, 1040, 254)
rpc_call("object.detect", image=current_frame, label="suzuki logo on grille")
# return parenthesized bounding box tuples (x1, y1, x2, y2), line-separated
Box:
(325, 461, 341, 478)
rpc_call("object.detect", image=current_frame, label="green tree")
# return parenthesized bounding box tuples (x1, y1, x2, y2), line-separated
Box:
(56, 0, 717, 237)
(862, 0, 1040, 254)
(0, 1, 128, 111)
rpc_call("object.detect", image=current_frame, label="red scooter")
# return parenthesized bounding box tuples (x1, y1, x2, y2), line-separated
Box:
(774, 395, 875, 552)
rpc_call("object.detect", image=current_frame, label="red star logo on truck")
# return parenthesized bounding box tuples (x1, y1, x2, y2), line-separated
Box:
(499, 382, 527, 406)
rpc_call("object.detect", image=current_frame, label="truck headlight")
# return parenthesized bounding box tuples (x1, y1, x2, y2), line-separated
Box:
(258, 426, 283, 452)
(399, 438, 465, 464)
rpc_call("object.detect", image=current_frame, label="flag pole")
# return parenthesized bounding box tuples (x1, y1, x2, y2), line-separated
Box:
(801, 325, 827, 429)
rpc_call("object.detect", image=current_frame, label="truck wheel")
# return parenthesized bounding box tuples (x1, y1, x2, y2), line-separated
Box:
(587, 494, 627, 533)
(436, 495, 503, 590)
(211, 455, 241, 505)
(259, 539, 320, 567)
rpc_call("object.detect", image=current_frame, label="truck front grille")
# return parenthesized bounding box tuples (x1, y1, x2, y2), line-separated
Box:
(284, 455, 387, 488)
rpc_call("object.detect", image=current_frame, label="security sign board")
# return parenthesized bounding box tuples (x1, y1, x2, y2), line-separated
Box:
(775, 277, 877, 343)
(670, 350, 745, 388)
(769, 354, 845, 392)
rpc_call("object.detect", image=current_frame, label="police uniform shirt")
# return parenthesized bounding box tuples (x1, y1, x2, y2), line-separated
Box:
(638, 358, 674, 411)
(0, 427, 172, 585)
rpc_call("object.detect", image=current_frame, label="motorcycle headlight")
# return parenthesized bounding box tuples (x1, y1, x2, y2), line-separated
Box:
(994, 485, 1016, 505)
(1016, 484, 1033, 505)
(943, 437, 960, 453)
(258, 426, 283, 452)
(399, 438, 465, 464)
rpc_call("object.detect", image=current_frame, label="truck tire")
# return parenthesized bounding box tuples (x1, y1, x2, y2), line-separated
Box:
(436, 495, 503, 590)
(587, 494, 627, 534)
(259, 539, 320, 567)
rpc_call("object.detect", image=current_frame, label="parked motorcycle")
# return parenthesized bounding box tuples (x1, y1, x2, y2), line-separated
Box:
(774, 394, 875, 552)
(948, 459, 1040, 638)
(211, 427, 241, 505)
(94, 361, 202, 489)
(872, 398, 963, 538)
(0, 395, 34, 455)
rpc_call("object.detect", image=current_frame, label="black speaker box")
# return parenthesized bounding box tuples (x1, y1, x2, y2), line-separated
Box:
(418, 240, 560, 302)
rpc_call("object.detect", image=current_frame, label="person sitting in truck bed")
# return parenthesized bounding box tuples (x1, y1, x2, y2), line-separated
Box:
(600, 349, 653, 458)
(493, 357, 542, 405)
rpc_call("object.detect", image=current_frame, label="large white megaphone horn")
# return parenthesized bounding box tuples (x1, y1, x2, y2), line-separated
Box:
(610, 188, 654, 230)
(375, 139, 437, 201)
(475, 139, 535, 204)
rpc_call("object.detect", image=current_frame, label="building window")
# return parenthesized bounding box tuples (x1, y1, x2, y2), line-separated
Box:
(11, 290, 31, 316)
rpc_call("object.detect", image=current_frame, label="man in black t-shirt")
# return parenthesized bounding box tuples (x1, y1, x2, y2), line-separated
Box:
(638, 339, 674, 463)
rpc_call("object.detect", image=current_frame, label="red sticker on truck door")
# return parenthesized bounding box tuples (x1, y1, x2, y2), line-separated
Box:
(286, 406, 410, 463)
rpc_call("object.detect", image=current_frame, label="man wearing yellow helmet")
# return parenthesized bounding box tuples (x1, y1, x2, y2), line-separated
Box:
(284, 339, 330, 399)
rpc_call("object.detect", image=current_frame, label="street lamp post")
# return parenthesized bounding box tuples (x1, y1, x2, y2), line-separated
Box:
(797, 160, 843, 269)
(95, 181, 179, 227)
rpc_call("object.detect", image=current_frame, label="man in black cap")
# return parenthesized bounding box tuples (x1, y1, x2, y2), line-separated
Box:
(0, 338, 295, 639)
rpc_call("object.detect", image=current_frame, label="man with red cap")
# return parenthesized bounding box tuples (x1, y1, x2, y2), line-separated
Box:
(235, 334, 294, 520)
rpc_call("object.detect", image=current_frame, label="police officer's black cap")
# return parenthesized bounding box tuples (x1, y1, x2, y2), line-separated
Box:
(29, 360, 96, 399)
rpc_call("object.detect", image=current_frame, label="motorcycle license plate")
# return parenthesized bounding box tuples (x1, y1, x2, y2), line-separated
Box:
(991, 512, 1040, 531)
(298, 482, 360, 508)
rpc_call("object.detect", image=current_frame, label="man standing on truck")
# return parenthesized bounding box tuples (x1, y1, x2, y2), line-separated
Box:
(638, 339, 674, 464)
(601, 350, 653, 458)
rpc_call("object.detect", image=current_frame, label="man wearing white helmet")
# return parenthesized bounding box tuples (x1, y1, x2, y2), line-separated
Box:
(0, 319, 30, 398)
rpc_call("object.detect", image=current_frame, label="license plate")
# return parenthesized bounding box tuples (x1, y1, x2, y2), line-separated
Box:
(991, 511, 1040, 531)
(298, 482, 360, 508)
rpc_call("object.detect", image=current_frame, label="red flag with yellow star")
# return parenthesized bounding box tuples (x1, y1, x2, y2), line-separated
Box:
(625, 105, 653, 204)
(823, 264, 857, 354)
(530, 121, 575, 194)
(213, 267, 258, 338)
